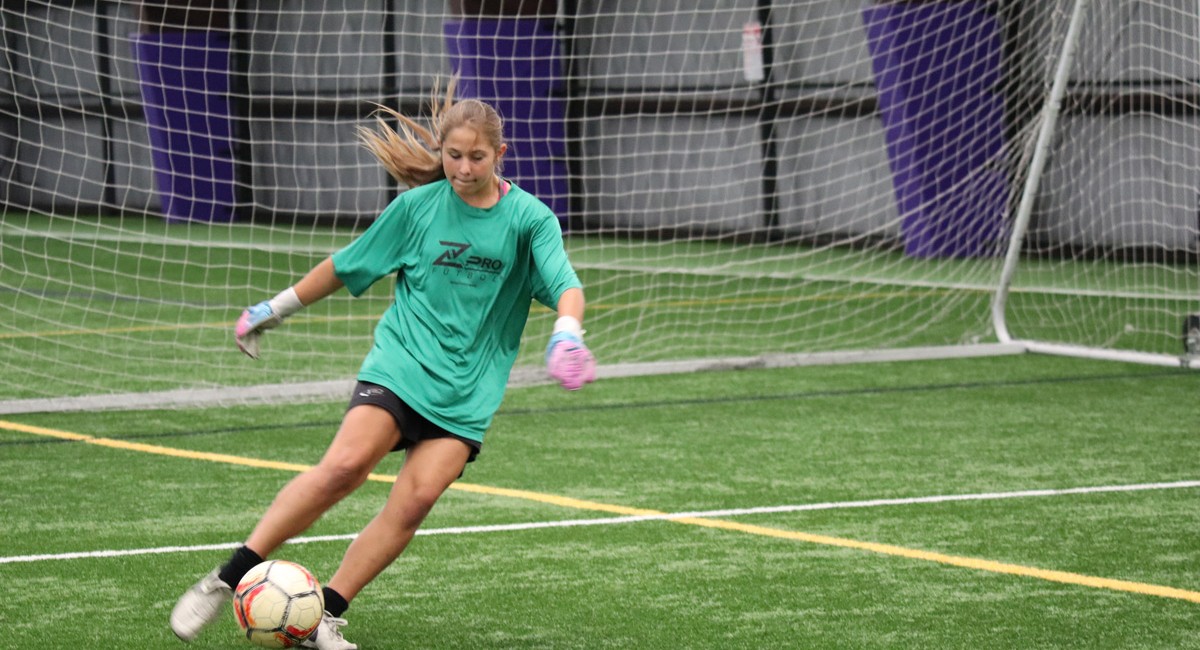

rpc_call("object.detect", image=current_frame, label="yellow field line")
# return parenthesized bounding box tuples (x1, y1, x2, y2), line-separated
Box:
(0, 323, 224, 340)
(0, 315, 372, 341)
(5, 418, 1198, 604)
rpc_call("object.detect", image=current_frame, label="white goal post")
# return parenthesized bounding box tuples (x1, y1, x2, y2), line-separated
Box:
(993, 0, 1199, 369)
(1, 0, 1197, 413)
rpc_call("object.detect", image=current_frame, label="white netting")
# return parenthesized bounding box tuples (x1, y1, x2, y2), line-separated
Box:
(1002, 1, 1200, 359)
(1, 0, 1195, 410)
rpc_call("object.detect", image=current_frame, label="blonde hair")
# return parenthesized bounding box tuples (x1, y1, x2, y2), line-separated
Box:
(357, 78, 506, 187)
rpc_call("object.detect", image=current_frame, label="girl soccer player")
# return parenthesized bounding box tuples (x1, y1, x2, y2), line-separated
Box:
(170, 80, 595, 650)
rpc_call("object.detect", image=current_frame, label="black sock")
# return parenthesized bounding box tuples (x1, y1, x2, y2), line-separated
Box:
(322, 586, 349, 618)
(217, 545, 264, 588)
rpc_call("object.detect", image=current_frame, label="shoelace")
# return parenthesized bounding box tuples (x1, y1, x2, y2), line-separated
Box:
(324, 616, 349, 639)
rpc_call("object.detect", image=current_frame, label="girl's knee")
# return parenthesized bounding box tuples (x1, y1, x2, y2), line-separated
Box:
(409, 484, 446, 512)
(386, 481, 447, 525)
(313, 456, 372, 494)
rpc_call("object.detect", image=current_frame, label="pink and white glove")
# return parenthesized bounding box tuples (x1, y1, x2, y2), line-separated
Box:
(235, 287, 304, 359)
(545, 316, 596, 390)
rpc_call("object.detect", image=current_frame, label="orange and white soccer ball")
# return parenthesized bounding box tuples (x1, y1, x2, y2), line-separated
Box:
(233, 560, 324, 648)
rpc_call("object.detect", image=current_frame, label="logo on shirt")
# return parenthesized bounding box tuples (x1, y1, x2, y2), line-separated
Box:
(433, 241, 504, 274)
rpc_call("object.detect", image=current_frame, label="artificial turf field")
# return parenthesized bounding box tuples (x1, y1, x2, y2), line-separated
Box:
(2, 353, 1198, 648)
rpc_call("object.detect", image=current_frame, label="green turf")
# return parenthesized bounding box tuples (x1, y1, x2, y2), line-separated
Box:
(1, 355, 1198, 648)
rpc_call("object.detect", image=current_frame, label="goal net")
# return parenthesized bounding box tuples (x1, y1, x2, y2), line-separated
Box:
(2, 0, 1196, 413)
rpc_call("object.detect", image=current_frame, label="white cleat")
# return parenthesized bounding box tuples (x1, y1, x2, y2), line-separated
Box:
(169, 569, 232, 642)
(300, 611, 358, 650)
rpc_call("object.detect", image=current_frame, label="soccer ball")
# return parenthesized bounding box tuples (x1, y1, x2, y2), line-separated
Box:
(233, 560, 325, 648)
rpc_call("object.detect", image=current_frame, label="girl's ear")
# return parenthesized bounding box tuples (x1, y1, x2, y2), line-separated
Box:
(496, 143, 508, 160)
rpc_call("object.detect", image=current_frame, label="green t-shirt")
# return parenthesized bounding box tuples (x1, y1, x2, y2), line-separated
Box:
(331, 179, 581, 442)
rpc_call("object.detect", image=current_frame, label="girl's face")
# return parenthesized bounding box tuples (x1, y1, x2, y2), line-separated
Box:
(441, 125, 506, 204)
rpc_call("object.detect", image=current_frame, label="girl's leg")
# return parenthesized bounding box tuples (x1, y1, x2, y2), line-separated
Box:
(324, 436, 471, 602)
(244, 404, 401, 557)
(172, 405, 401, 642)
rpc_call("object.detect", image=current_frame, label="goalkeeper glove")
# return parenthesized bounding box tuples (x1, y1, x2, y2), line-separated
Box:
(235, 287, 304, 359)
(545, 316, 596, 390)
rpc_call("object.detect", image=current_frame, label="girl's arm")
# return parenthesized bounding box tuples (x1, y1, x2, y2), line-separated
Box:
(235, 256, 346, 359)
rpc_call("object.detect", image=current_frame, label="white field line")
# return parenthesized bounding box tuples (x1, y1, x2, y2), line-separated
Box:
(575, 261, 1199, 302)
(4, 479, 1197, 565)
(6, 224, 1190, 301)
(0, 224, 340, 254)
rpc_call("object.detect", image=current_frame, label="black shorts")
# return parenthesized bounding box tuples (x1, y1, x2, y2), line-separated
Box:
(347, 381, 481, 463)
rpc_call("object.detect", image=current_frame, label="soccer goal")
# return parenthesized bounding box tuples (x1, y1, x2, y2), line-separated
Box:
(1, 0, 1196, 413)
